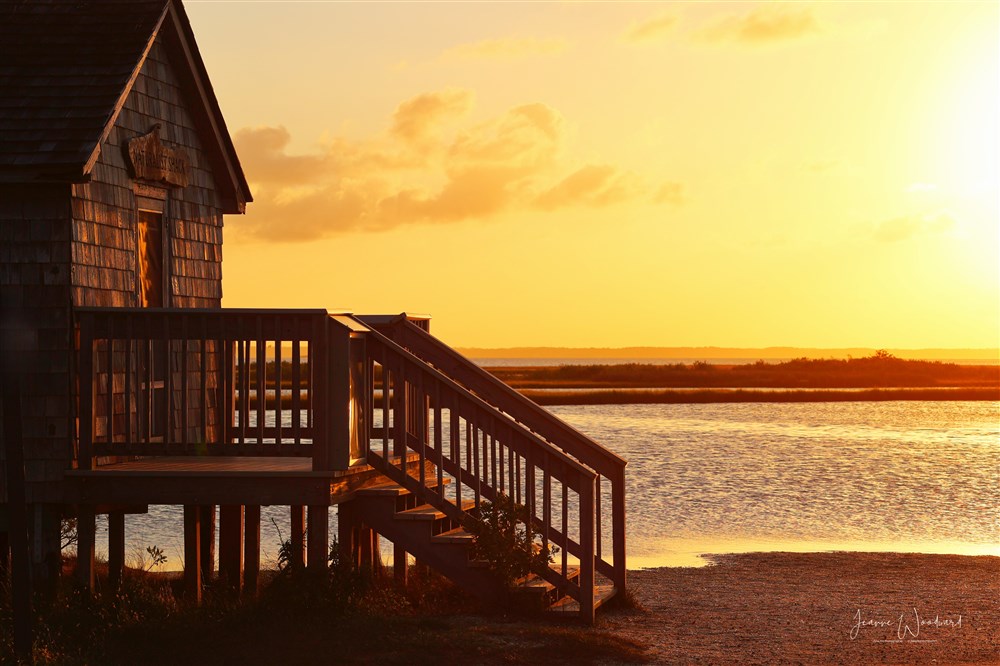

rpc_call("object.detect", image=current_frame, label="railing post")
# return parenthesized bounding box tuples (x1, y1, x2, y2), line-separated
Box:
(580, 473, 596, 624)
(328, 320, 351, 470)
(612, 466, 627, 590)
(312, 314, 330, 470)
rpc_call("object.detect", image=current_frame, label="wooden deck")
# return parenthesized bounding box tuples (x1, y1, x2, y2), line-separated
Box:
(66, 455, 427, 506)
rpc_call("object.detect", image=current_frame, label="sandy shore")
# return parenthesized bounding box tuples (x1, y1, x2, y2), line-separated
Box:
(601, 552, 1000, 665)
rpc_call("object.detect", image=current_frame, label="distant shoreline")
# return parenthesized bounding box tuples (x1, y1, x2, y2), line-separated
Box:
(520, 387, 999, 405)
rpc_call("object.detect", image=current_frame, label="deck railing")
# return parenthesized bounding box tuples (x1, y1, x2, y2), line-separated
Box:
(75, 308, 359, 471)
(361, 321, 626, 621)
(76, 308, 626, 617)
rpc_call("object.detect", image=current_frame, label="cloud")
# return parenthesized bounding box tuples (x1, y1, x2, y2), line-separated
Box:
(441, 37, 568, 61)
(390, 89, 474, 144)
(701, 6, 819, 44)
(233, 91, 680, 242)
(536, 165, 644, 210)
(622, 13, 677, 44)
(873, 214, 955, 243)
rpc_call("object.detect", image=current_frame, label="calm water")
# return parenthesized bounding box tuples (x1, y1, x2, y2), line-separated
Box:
(551, 400, 1000, 566)
(93, 400, 999, 569)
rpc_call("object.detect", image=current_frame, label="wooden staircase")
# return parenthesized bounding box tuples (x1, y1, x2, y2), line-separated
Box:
(351, 481, 618, 616)
(350, 315, 628, 622)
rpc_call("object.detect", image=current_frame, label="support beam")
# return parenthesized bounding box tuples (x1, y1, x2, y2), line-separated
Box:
(219, 504, 243, 594)
(0, 530, 8, 577)
(183, 505, 202, 603)
(358, 524, 379, 574)
(2, 381, 33, 662)
(393, 543, 407, 586)
(337, 502, 355, 568)
(243, 505, 260, 597)
(199, 504, 215, 581)
(76, 504, 95, 591)
(108, 511, 125, 590)
(290, 505, 305, 569)
(32, 504, 61, 592)
(306, 505, 328, 573)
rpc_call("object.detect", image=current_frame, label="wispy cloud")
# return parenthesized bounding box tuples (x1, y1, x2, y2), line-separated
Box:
(441, 37, 568, 61)
(622, 13, 677, 44)
(701, 6, 819, 45)
(873, 214, 954, 243)
(234, 91, 682, 242)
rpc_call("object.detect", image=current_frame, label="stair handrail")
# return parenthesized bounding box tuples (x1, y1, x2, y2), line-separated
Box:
(362, 326, 597, 485)
(360, 324, 601, 619)
(359, 315, 627, 592)
(361, 316, 626, 477)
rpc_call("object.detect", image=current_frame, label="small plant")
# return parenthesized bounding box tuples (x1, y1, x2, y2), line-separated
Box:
(60, 517, 78, 551)
(464, 493, 554, 588)
(143, 546, 167, 572)
(271, 517, 305, 574)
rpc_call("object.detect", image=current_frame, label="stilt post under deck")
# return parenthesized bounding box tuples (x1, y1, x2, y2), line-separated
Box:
(108, 511, 125, 590)
(183, 505, 202, 603)
(306, 505, 328, 573)
(290, 505, 305, 569)
(199, 504, 215, 580)
(337, 501, 356, 568)
(219, 504, 244, 594)
(394, 544, 407, 586)
(0, 531, 8, 577)
(76, 504, 95, 591)
(243, 505, 260, 597)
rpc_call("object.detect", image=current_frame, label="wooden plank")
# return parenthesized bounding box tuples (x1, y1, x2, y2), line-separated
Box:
(199, 504, 215, 580)
(243, 504, 260, 597)
(306, 505, 328, 573)
(219, 504, 243, 594)
(291, 336, 301, 448)
(124, 316, 132, 446)
(77, 504, 96, 591)
(255, 318, 264, 453)
(579, 477, 596, 624)
(273, 328, 282, 450)
(181, 315, 189, 451)
(1, 379, 33, 661)
(183, 505, 201, 602)
(108, 511, 125, 590)
(290, 505, 305, 569)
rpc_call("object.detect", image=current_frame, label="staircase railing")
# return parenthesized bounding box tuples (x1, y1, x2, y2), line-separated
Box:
(360, 321, 625, 621)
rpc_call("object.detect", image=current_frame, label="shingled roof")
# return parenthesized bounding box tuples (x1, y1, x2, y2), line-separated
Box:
(0, 0, 251, 212)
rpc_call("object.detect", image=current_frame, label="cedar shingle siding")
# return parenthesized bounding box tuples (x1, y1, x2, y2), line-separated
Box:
(71, 38, 224, 310)
(0, 0, 250, 503)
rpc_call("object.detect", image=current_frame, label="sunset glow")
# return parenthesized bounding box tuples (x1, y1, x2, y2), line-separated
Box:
(185, 1, 999, 350)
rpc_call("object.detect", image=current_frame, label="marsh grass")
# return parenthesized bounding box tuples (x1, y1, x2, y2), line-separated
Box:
(1, 558, 646, 665)
(491, 354, 999, 389)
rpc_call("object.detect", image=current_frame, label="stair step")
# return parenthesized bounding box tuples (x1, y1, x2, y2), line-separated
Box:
(545, 584, 618, 616)
(430, 527, 475, 544)
(355, 478, 451, 497)
(513, 565, 579, 593)
(395, 498, 476, 521)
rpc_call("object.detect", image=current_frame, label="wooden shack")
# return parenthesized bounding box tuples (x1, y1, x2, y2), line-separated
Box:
(0, 0, 625, 622)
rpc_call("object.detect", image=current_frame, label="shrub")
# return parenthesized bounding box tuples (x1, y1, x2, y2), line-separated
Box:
(464, 493, 554, 587)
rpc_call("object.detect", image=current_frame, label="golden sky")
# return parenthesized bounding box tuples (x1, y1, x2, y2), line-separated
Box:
(187, 1, 999, 349)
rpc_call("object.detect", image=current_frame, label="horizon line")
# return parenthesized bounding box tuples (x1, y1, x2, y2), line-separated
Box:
(454, 346, 1000, 360)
